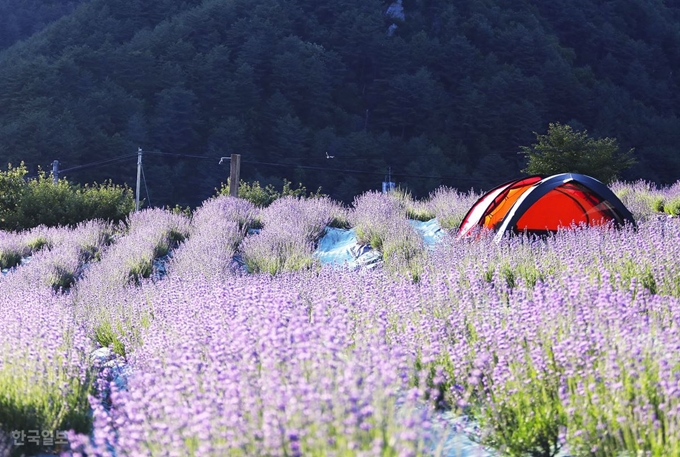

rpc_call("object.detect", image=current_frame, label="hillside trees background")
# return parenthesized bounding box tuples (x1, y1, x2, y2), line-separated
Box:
(0, 0, 679, 207)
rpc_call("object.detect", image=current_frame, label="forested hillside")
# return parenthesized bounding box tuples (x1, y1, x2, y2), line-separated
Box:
(0, 0, 85, 50)
(1, 0, 679, 207)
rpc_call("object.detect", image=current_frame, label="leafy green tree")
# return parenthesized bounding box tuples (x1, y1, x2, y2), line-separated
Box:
(519, 122, 636, 183)
(0, 162, 28, 225)
(0, 163, 134, 230)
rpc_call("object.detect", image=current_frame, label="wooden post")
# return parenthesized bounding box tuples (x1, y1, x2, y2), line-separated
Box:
(229, 153, 241, 197)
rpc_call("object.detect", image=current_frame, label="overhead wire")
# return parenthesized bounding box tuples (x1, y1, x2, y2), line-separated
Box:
(240, 159, 491, 184)
(142, 151, 217, 160)
(59, 153, 138, 173)
(56, 149, 498, 190)
(141, 164, 151, 208)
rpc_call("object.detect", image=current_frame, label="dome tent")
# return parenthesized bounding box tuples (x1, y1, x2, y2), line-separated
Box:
(457, 173, 635, 242)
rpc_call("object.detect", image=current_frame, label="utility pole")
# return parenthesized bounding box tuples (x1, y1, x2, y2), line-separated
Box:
(382, 166, 395, 193)
(52, 160, 59, 184)
(229, 154, 241, 197)
(136, 147, 142, 211)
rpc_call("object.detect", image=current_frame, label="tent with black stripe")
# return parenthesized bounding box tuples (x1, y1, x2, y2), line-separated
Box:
(457, 173, 635, 242)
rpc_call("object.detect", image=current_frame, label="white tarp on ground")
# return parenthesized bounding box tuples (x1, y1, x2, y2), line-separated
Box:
(313, 227, 382, 269)
(314, 218, 445, 268)
(409, 218, 445, 248)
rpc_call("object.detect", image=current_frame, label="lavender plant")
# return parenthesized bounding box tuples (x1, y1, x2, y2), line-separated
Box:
(8, 220, 113, 291)
(70, 275, 436, 456)
(389, 188, 436, 222)
(350, 191, 427, 279)
(168, 196, 257, 281)
(0, 261, 93, 456)
(0, 224, 63, 271)
(426, 186, 482, 230)
(0, 231, 26, 270)
(73, 208, 190, 356)
(241, 196, 346, 274)
(2, 183, 680, 457)
(610, 180, 680, 221)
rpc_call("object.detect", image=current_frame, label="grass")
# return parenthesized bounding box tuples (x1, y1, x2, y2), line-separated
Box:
(664, 195, 680, 216)
(93, 320, 128, 358)
(0, 335, 93, 456)
(26, 236, 50, 252)
(0, 249, 22, 269)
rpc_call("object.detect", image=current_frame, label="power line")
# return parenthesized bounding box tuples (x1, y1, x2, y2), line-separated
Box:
(56, 150, 500, 188)
(142, 151, 217, 160)
(119, 150, 507, 184)
(59, 153, 138, 173)
(240, 159, 488, 183)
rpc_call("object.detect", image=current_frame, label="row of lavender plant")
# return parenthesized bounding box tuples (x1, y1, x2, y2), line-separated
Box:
(0, 222, 114, 455)
(69, 274, 438, 456)
(349, 191, 427, 279)
(2, 181, 677, 456)
(167, 196, 257, 282)
(281, 220, 680, 456)
(412, 219, 680, 456)
(0, 224, 67, 271)
(425, 186, 482, 231)
(71, 214, 680, 456)
(6, 220, 113, 291)
(240, 196, 347, 275)
(72, 208, 190, 357)
(612, 179, 680, 221)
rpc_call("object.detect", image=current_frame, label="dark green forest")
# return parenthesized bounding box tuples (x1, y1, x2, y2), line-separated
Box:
(1, 0, 679, 207)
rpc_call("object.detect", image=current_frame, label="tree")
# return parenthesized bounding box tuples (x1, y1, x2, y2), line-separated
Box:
(518, 123, 636, 184)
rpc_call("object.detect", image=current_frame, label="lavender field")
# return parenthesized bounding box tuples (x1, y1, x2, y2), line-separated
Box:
(2, 181, 680, 457)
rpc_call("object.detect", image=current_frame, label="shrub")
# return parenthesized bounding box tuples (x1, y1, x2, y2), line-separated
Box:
(664, 195, 680, 216)
(0, 164, 134, 230)
(218, 178, 325, 207)
(0, 163, 27, 225)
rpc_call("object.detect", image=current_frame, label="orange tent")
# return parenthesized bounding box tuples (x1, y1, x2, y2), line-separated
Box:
(457, 173, 635, 241)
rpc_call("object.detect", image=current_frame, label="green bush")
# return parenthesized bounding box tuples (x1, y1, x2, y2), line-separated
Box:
(519, 122, 636, 184)
(218, 178, 324, 207)
(0, 250, 22, 270)
(0, 163, 134, 230)
(664, 196, 680, 216)
(0, 163, 28, 226)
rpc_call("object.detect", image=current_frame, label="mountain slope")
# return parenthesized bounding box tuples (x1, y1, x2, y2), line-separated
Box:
(1, 0, 679, 206)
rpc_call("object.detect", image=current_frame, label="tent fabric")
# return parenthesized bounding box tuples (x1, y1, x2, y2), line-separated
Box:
(457, 173, 635, 241)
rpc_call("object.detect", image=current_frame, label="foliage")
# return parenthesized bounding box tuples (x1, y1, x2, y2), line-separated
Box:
(93, 321, 127, 358)
(0, 249, 21, 270)
(611, 180, 680, 222)
(519, 123, 637, 183)
(664, 195, 680, 217)
(0, 164, 134, 230)
(218, 179, 325, 208)
(2, 0, 680, 206)
(0, 163, 27, 226)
